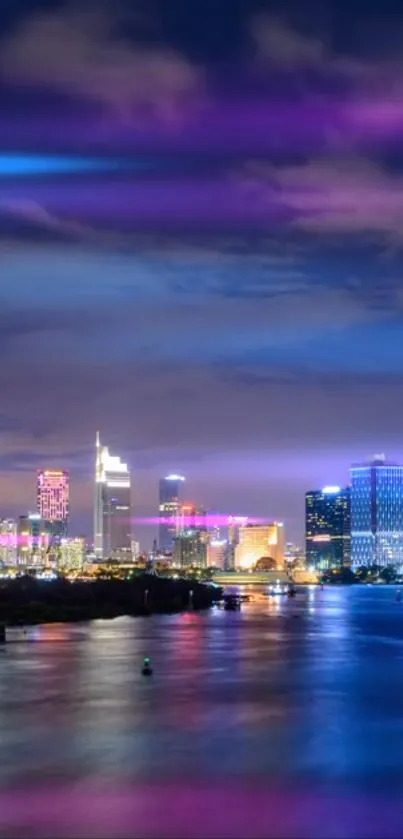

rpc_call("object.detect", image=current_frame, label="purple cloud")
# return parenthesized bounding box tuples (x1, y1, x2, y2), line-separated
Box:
(0, 6, 203, 125)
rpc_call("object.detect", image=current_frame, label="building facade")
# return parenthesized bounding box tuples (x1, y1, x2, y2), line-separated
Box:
(59, 537, 86, 571)
(226, 515, 248, 570)
(173, 529, 207, 568)
(351, 456, 403, 568)
(207, 539, 227, 569)
(17, 514, 48, 566)
(234, 522, 284, 570)
(0, 519, 17, 566)
(94, 432, 131, 559)
(305, 486, 351, 570)
(158, 475, 185, 552)
(37, 470, 69, 538)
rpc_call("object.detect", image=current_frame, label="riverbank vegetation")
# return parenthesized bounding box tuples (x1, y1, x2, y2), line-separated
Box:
(0, 574, 222, 626)
(321, 565, 400, 584)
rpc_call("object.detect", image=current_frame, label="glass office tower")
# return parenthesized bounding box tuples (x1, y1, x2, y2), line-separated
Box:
(305, 486, 351, 570)
(351, 456, 403, 568)
(158, 475, 185, 552)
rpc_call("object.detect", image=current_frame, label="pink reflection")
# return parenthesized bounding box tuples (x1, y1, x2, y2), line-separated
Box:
(0, 782, 402, 838)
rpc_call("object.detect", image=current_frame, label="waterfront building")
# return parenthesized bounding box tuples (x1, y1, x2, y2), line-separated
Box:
(37, 469, 69, 538)
(305, 486, 351, 570)
(207, 538, 227, 569)
(350, 455, 403, 568)
(234, 522, 284, 570)
(226, 515, 248, 570)
(94, 432, 131, 559)
(158, 475, 185, 552)
(59, 537, 86, 571)
(173, 529, 207, 568)
(17, 513, 48, 565)
(0, 519, 17, 566)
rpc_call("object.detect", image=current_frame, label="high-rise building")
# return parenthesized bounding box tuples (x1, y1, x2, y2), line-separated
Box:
(350, 455, 403, 568)
(0, 519, 17, 566)
(234, 522, 284, 570)
(94, 432, 131, 559)
(226, 515, 248, 570)
(173, 529, 207, 569)
(305, 486, 351, 570)
(158, 475, 185, 552)
(207, 539, 227, 569)
(178, 503, 196, 531)
(17, 514, 48, 565)
(37, 470, 69, 538)
(206, 510, 220, 541)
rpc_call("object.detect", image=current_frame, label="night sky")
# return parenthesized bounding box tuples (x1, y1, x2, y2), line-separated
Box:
(2, 0, 403, 547)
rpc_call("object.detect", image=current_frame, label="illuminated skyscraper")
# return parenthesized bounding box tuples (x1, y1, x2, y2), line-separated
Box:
(94, 432, 131, 559)
(305, 486, 350, 570)
(351, 455, 403, 568)
(158, 475, 185, 552)
(37, 470, 69, 537)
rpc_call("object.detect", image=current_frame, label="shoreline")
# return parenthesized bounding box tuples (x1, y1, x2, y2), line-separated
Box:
(0, 574, 222, 630)
(0, 603, 213, 628)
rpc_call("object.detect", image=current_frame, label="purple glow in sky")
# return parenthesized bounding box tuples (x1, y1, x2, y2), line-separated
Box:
(2, 0, 403, 547)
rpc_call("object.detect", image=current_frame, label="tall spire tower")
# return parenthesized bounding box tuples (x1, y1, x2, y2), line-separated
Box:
(93, 432, 131, 559)
(93, 431, 103, 556)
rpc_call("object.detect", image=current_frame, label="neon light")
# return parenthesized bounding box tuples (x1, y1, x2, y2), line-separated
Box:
(165, 475, 185, 481)
(322, 486, 341, 494)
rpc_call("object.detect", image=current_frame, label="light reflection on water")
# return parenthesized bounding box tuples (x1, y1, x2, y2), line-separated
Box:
(1, 586, 403, 837)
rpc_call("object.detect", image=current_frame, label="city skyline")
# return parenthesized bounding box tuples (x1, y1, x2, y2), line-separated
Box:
(3, 2, 403, 832)
(2, 0, 403, 552)
(2, 442, 403, 552)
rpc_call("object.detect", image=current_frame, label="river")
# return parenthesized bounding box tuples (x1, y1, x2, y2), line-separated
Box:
(1, 585, 403, 837)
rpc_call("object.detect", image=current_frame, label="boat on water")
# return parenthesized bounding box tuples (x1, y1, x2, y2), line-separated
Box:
(223, 594, 242, 611)
(268, 582, 296, 597)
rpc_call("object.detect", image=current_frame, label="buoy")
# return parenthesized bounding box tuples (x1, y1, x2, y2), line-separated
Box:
(396, 589, 401, 602)
(142, 656, 153, 676)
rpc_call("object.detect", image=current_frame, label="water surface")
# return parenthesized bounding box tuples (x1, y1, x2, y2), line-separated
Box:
(1, 585, 403, 837)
